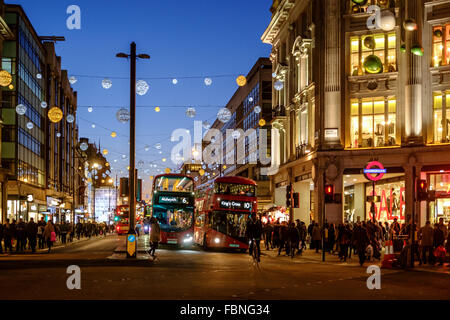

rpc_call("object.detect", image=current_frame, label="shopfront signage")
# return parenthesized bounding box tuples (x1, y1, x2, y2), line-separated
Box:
(364, 161, 386, 181)
(324, 128, 338, 139)
(219, 200, 252, 210)
(158, 196, 189, 204)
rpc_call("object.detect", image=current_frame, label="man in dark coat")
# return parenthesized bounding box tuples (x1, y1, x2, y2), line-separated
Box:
(278, 222, 289, 256)
(308, 221, 314, 249)
(3, 219, 13, 253)
(297, 220, 307, 254)
(16, 218, 27, 253)
(26, 218, 38, 253)
(287, 222, 300, 257)
(352, 222, 369, 266)
(245, 215, 263, 262)
(433, 224, 445, 266)
(262, 222, 273, 250)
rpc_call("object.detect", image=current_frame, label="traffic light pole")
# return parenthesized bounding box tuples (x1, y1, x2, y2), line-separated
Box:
(411, 168, 416, 268)
(322, 173, 326, 262)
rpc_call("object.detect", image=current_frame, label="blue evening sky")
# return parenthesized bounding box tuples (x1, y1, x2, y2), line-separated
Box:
(7, 0, 272, 196)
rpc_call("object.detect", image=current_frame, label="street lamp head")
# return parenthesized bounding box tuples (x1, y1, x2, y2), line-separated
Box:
(137, 54, 150, 59)
(116, 53, 128, 58)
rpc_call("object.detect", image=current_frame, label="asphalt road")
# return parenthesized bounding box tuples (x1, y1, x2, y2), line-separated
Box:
(0, 235, 449, 300)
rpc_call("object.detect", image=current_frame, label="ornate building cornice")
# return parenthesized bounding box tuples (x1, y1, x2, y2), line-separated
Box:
(261, 0, 295, 45)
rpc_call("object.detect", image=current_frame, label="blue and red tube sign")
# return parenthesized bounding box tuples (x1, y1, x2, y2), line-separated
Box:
(363, 161, 386, 181)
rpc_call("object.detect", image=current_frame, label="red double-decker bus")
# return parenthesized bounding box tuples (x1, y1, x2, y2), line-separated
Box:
(194, 176, 257, 250)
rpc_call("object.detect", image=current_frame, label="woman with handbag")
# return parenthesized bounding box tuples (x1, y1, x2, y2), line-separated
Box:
(43, 221, 56, 253)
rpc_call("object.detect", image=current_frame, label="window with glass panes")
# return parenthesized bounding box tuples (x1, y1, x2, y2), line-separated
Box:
(432, 24, 450, 67)
(433, 91, 450, 143)
(350, 32, 396, 76)
(349, 97, 397, 148)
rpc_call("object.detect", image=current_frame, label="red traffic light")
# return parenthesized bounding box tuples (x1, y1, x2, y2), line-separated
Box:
(419, 180, 427, 190)
(325, 185, 334, 195)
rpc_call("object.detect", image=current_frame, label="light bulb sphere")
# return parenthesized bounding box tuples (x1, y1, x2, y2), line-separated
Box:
(80, 142, 88, 151)
(69, 76, 77, 85)
(136, 80, 149, 96)
(236, 75, 247, 86)
(102, 149, 108, 155)
(111, 131, 117, 138)
(66, 114, 75, 123)
(102, 78, 112, 89)
(155, 143, 162, 150)
(259, 119, 266, 127)
(204, 78, 212, 86)
(41, 101, 48, 109)
(0, 70, 12, 87)
(48, 107, 63, 123)
(404, 19, 417, 31)
(172, 79, 178, 85)
(56, 133, 61, 138)
(186, 107, 196, 118)
(155, 106, 160, 112)
(254, 106, 262, 114)
(16, 104, 27, 115)
(36, 73, 42, 79)
(116, 108, 130, 123)
(88, 107, 93, 113)
(274, 80, 284, 91)
(26, 122, 34, 130)
(217, 108, 232, 123)
(379, 10, 396, 31)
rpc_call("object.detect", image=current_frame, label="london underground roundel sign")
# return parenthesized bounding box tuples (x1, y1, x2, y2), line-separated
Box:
(363, 161, 386, 181)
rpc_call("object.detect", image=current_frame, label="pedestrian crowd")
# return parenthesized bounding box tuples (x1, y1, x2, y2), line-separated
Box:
(260, 216, 450, 267)
(0, 217, 113, 254)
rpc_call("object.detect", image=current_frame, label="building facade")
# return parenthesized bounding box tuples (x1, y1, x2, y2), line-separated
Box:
(263, 0, 450, 226)
(0, 4, 82, 224)
(196, 58, 274, 210)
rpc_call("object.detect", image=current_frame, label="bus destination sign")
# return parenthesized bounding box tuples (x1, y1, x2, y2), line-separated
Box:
(219, 200, 252, 210)
(159, 196, 189, 204)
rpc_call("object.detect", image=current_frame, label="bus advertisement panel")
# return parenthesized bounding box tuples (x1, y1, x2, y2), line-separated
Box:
(194, 176, 257, 250)
(151, 174, 195, 246)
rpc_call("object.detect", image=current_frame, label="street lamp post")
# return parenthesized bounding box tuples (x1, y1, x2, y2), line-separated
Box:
(117, 42, 150, 258)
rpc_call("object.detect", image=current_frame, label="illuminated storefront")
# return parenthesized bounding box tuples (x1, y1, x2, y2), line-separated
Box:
(365, 177, 405, 223)
(427, 172, 450, 224)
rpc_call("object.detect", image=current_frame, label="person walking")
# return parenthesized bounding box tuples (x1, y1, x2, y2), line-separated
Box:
(308, 221, 315, 250)
(148, 217, 161, 258)
(60, 222, 68, 244)
(297, 221, 307, 255)
(433, 223, 445, 266)
(263, 221, 273, 251)
(76, 221, 83, 240)
(272, 220, 281, 249)
(278, 222, 289, 256)
(3, 219, 13, 253)
(287, 222, 300, 258)
(43, 221, 56, 253)
(352, 222, 369, 266)
(37, 217, 46, 249)
(328, 223, 336, 254)
(312, 223, 322, 253)
(16, 218, 27, 253)
(419, 221, 434, 265)
(10, 219, 17, 251)
(26, 218, 38, 253)
(337, 224, 350, 262)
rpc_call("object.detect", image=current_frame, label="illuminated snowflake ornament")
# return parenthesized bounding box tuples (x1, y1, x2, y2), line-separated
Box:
(172, 78, 178, 85)
(41, 102, 48, 109)
(16, 104, 27, 115)
(36, 73, 42, 79)
(136, 80, 149, 96)
(102, 78, 112, 89)
(116, 108, 130, 123)
(254, 106, 261, 114)
(26, 122, 34, 130)
(217, 108, 231, 123)
(248, 97, 253, 102)
(186, 107, 196, 118)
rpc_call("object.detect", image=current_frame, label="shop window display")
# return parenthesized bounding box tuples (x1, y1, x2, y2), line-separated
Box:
(432, 91, 450, 143)
(349, 97, 397, 148)
(350, 32, 396, 76)
(365, 180, 405, 222)
(429, 173, 450, 224)
(432, 24, 450, 67)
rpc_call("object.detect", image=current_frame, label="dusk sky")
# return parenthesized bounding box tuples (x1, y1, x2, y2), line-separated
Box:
(8, 0, 273, 197)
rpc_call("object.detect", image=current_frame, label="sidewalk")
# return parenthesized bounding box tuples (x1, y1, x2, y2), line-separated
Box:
(260, 246, 450, 274)
(0, 232, 115, 256)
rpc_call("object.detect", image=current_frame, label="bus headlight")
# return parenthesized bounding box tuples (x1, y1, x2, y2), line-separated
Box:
(183, 237, 193, 243)
(214, 237, 220, 244)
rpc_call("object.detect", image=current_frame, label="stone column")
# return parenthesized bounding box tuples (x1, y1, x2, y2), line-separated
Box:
(404, 0, 424, 144)
(323, 0, 342, 148)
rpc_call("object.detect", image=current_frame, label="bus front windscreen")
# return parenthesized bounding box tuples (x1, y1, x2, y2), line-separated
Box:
(214, 183, 256, 197)
(153, 206, 194, 232)
(211, 211, 249, 240)
(154, 176, 194, 192)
